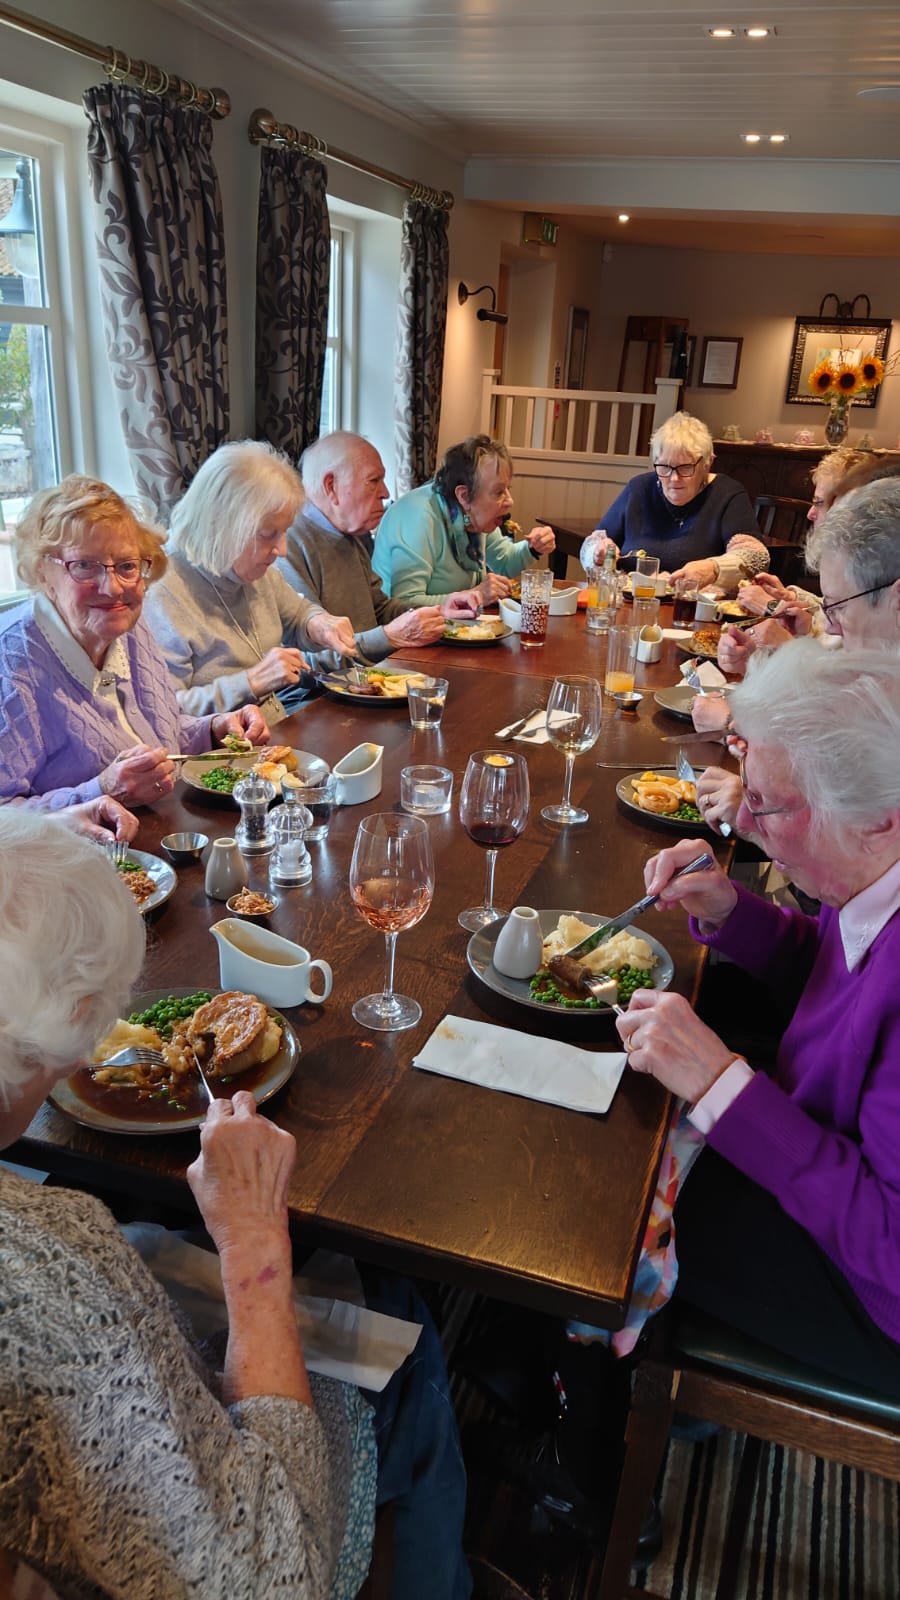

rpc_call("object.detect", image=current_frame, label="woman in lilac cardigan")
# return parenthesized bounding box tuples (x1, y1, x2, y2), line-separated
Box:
(618, 640, 900, 1391)
(0, 477, 268, 812)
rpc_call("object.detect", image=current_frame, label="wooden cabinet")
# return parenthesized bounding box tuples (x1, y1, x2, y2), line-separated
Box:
(713, 439, 900, 503)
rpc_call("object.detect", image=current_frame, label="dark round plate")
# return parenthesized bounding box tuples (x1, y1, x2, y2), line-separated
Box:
(318, 669, 429, 705)
(467, 909, 673, 1017)
(675, 634, 722, 662)
(115, 849, 176, 915)
(50, 987, 300, 1134)
(653, 685, 698, 720)
(615, 770, 713, 833)
(180, 748, 328, 805)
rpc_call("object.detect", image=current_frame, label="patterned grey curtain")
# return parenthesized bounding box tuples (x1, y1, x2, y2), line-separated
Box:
(255, 146, 330, 460)
(393, 199, 450, 496)
(83, 84, 230, 518)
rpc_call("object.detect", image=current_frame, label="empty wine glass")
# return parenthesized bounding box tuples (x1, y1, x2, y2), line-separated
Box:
(541, 675, 603, 825)
(458, 750, 530, 932)
(349, 813, 435, 1031)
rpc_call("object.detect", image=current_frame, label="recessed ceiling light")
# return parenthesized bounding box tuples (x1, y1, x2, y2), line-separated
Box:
(744, 25, 773, 38)
(857, 85, 900, 102)
(742, 133, 762, 143)
(618, 213, 630, 223)
(707, 26, 736, 37)
(769, 133, 788, 143)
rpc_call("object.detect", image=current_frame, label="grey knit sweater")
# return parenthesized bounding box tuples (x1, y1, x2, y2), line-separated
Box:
(0, 1171, 375, 1599)
(277, 511, 405, 669)
(143, 550, 326, 715)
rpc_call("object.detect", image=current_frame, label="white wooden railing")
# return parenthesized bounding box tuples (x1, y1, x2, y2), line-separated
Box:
(479, 372, 682, 537)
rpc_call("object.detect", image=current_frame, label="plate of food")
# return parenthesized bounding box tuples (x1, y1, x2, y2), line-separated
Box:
(49, 987, 301, 1134)
(615, 769, 711, 831)
(653, 684, 699, 720)
(675, 627, 722, 661)
(442, 618, 512, 645)
(715, 598, 754, 621)
(114, 849, 177, 915)
(467, 910, 673, 1016)
(179, 746, 329, 803)
(318, 667, 430, 704)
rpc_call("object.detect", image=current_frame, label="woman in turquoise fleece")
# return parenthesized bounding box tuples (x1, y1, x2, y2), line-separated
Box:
(372, 436, 555, 609)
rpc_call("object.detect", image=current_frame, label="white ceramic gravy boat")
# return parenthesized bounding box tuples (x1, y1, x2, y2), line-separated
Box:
(210, 918, 332, 1008)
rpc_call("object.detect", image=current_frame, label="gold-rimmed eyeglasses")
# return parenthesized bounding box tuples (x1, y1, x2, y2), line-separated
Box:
(738, 754, 808, 820)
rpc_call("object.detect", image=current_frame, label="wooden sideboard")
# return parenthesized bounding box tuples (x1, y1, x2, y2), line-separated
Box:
(712, 439, 900, 503)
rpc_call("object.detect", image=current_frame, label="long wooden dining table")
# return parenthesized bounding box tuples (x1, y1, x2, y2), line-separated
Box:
(12, 607, 731, 1329)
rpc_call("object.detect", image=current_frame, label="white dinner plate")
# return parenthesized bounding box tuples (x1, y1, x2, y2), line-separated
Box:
(180, 748, 329, 804)
(115, 849, 176, 915)
(50, 987, 301, 1135)
(467, 909, 673, 1017)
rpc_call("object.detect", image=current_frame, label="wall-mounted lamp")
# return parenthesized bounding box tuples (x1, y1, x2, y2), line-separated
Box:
(458, 282, 508, 325)
(0, 158, 38, 280)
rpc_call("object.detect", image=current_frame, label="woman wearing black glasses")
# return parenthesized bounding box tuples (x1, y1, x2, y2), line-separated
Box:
(0, 476, 269, 811)
(589, 413, 769, 592)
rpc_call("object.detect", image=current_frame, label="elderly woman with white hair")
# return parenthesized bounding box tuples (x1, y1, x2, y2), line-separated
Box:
(0, 810, 475, 1600)
(144, 441, 357, 721)
(0, 476, 268, 812)
(590, 412, 769, 592)
(616, 641, 900, 1391)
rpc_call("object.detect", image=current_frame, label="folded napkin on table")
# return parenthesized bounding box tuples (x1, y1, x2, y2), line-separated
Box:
(122, 1226, 420, 1390)
(660, 627, 694, 641)
(414, 1014, 627, 1116)
(679, 659, 727, 689)
(494, 708, 577, 744)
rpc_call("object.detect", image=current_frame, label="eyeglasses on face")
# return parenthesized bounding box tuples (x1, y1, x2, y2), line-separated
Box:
(738, 754, 808, 820)
(50, 557, 152, 585)
(819, 577, 898, 622)
(654, 458, 703, 480)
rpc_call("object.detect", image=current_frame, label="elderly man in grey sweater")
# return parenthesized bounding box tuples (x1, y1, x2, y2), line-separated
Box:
(277, 433, 477, 673)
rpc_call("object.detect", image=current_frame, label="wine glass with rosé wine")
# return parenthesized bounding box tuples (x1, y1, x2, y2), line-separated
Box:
(349, 813, 435, 1032)
(458, 750, 531, 932)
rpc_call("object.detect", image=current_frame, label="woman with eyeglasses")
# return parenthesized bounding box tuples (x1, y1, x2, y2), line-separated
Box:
(617, 641, 900, 1395)
(589, 413, 769, 592)
(0, 476, 269, 811)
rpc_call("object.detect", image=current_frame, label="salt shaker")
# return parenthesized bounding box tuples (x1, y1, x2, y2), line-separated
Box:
(204, 837, 246, 901)
(492, 906, 543, 980)
(270, 804, 313, 886)
(233, 774, 276, 855)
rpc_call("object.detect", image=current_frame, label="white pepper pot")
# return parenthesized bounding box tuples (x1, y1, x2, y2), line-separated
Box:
(492, 906, 543, 980)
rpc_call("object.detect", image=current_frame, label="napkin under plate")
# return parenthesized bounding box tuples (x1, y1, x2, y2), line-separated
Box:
(494, 709, 578, 745)
(414, 1014, 627, 1115)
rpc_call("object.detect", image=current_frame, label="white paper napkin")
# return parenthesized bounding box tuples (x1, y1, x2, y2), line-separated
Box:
(413, 1015, 627, 1116)
(122, 1225, 420, 1391)
(679, 659, 726, 689)
(494, 709, 577, 745)
(660, 627, 694, 641)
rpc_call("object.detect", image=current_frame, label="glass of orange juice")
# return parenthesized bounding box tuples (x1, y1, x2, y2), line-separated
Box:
(604, 624, 638, 696)
(633, 554, 660, 601)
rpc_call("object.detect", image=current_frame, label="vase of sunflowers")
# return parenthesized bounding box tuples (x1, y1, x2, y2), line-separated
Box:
(808, 353, 886, 444)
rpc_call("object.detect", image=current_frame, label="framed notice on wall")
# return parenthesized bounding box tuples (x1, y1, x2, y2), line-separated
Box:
(698, 336, 743, 390)
(565, 306, 589, 389)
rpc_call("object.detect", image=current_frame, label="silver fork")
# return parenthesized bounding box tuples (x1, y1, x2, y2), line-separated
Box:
(683, 661, 706, 694)
(104, 838, 128, 866)
(100, 1042, 215, 1104)
(574, 972, 626, 1016)
(676, 747, 732, 838)
(497, 706, 544, 740)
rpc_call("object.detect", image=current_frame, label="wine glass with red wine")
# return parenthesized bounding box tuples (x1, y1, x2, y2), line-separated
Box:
(349, 813, 435, 1031)
(458, 750, 530, 932)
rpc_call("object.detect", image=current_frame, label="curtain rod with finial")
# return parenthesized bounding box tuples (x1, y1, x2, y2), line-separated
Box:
(0, 2, 231, 118)
(248, 107, 453, 210)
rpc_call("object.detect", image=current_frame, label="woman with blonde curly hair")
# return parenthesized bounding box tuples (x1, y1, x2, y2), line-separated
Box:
(590, 412, 769, 592)
(0, 475, 268, 811)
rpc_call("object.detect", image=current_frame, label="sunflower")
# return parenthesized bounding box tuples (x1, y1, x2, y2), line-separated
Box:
(808, 361, 836, 397)
(835, 365, 862, 396)
(859, 355, 885, 389)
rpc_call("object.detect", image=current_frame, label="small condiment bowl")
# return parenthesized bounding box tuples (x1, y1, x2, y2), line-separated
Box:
(226, 890, 275, 920)
(160, 831, 209, 865)
(613, 691, 643, 712)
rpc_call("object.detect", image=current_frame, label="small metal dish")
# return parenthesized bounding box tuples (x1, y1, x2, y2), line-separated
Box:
(226, 890, 276, 920)
(613, 691, 643, 712)
(160, 831, 209, 864)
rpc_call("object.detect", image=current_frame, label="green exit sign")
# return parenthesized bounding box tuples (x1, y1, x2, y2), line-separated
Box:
(523, 212, 558, 247)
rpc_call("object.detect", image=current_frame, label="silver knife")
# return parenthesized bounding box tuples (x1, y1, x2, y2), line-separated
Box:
(563, 852, 715, 960)
(497, 706, 543, 740)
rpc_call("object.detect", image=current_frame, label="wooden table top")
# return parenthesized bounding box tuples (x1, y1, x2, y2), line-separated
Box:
(13, 610, 729, 1326)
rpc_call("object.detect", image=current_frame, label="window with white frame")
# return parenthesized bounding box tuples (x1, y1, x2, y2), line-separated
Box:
(320, 224, 351, 437)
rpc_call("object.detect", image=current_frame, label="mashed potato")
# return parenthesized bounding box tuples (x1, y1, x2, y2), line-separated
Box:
(541, 914, 656, 975)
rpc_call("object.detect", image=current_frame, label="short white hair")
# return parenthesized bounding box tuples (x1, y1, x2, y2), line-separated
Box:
(730, 640, 900, 829)
(300, 432, 380, 500)
(649, 413, 714, 467)
(0, 813, 146, 1103)
(807, 478, 900, 600)
(167, 441, 303, 576)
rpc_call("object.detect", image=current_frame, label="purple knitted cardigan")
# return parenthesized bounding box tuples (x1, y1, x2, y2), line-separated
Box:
(0, 601, 212, 810)
(692, 883, 900, 1344)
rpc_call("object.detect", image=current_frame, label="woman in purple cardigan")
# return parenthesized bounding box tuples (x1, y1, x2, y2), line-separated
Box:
(0, 477, 268, 812)
(618, 640, 900, 1391)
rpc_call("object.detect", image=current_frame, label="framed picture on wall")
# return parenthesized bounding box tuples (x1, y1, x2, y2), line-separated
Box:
(697, 336, 742, 390)
(565, 306, 589, 389)
(785, 316, 891, 406)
